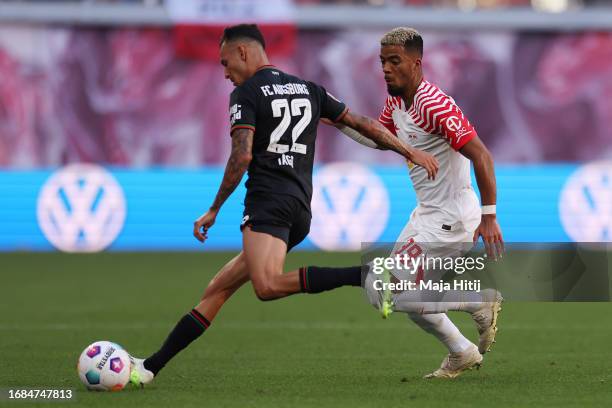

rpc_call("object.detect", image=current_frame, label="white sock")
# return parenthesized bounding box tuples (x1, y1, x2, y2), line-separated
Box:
(408, 312, 473, 353)
(393, 290, 485, 314)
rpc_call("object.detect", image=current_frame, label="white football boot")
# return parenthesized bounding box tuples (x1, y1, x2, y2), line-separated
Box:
(129, 356, 155, 387)
(471, 289, 504, 354)
(424, 343, 483, 379)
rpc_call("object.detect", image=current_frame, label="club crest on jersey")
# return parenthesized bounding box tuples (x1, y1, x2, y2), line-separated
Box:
(278, 153, 294, 168)
(229, 104, 242, 125)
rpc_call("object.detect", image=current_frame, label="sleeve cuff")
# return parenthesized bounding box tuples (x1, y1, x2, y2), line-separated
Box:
(231, 124, 256, 134)
(332, 107, 349, 123)
(453, 131, 476, 151)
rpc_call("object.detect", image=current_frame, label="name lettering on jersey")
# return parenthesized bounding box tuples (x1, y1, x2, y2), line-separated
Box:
(229, 103, 242, 125)
(277, 153, 294, 168)
(260, 83, 310, 97)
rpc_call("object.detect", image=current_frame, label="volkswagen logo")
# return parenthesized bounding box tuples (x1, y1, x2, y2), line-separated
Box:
(559, 161, 612, 242)
(36, 164, 127, 252)
(309, 162, 390, 250)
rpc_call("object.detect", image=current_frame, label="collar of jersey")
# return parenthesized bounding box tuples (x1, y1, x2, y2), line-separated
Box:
(256, 64, 276, 72)
(403, 79, 429, 110)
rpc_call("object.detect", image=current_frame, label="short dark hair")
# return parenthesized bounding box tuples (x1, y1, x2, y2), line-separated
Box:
(380, 27, 423, 56)
(220, 24, 266, 49)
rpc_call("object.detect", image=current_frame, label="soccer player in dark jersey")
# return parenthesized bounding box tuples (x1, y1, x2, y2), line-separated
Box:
(129, 24, 439, 385)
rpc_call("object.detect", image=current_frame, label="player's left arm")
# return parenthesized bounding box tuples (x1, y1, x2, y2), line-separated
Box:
(433, 96, 503, 259)
(459, 136, 504, 260)
(337, 111, 439, 180)
(321, 95, 398, 150)
(321, 117, 380, 149)
(193, 128, 253, 243)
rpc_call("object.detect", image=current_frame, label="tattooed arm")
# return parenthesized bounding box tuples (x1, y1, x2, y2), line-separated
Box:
(193, 128, 253, 242)
(337, 111, 439, 180)
(210, 128, 254, 211)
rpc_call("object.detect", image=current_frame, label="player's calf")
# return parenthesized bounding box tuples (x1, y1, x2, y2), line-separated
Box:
(298, 266, 362, 294)
(251, 265, 363, 301)
(127, 308, 213, 388)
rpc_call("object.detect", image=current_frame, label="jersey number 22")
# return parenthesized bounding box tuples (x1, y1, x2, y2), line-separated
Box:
(268, 98, 311, 154)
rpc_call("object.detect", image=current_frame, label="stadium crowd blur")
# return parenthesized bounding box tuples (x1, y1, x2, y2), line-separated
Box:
(2, 0, 612, 168)
(296, 0, 610, 7)
(5, 0, 612, 9)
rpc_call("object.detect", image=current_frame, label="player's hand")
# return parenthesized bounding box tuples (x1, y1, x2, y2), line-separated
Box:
(409, 149, 439, 180)
(473, 214, 504, 261)
(193, 209, 218, 243)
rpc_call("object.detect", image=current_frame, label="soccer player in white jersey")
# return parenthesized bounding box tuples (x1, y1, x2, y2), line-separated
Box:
(336, 27, 504, 379)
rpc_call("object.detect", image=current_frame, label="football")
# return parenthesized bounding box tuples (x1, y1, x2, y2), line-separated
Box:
(77, 341, 131, 391)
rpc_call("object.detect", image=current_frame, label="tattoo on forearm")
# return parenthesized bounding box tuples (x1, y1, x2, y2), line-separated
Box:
(210, 128, 253, 211)
(345, 113, 409, 157)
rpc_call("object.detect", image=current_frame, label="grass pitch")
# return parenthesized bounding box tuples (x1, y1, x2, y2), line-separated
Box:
(1, 252, 611, 407)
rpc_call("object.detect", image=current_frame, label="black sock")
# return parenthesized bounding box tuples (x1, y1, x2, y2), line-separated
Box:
(299, 265, 362, 294)
(144, 309, 210, 375)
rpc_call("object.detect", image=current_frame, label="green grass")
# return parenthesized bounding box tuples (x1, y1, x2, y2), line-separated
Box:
(1, 252, 611, 407)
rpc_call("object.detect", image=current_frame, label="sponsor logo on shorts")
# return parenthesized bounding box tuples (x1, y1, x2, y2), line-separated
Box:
(241, 215, 250, 227)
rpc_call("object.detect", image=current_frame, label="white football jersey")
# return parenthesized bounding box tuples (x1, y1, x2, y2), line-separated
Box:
(379, 79, 481, 232)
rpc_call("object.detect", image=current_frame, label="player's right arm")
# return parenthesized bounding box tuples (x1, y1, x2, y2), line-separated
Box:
(193, 84, 257, 243)
(193, 128, 253, 243)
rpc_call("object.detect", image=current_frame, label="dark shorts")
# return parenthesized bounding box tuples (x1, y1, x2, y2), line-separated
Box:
(241, 192, 311, 252)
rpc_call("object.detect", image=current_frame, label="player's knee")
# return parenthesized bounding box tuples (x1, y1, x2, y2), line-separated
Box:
(252, 282, 281, 302)
(253, 287, 278, 302)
